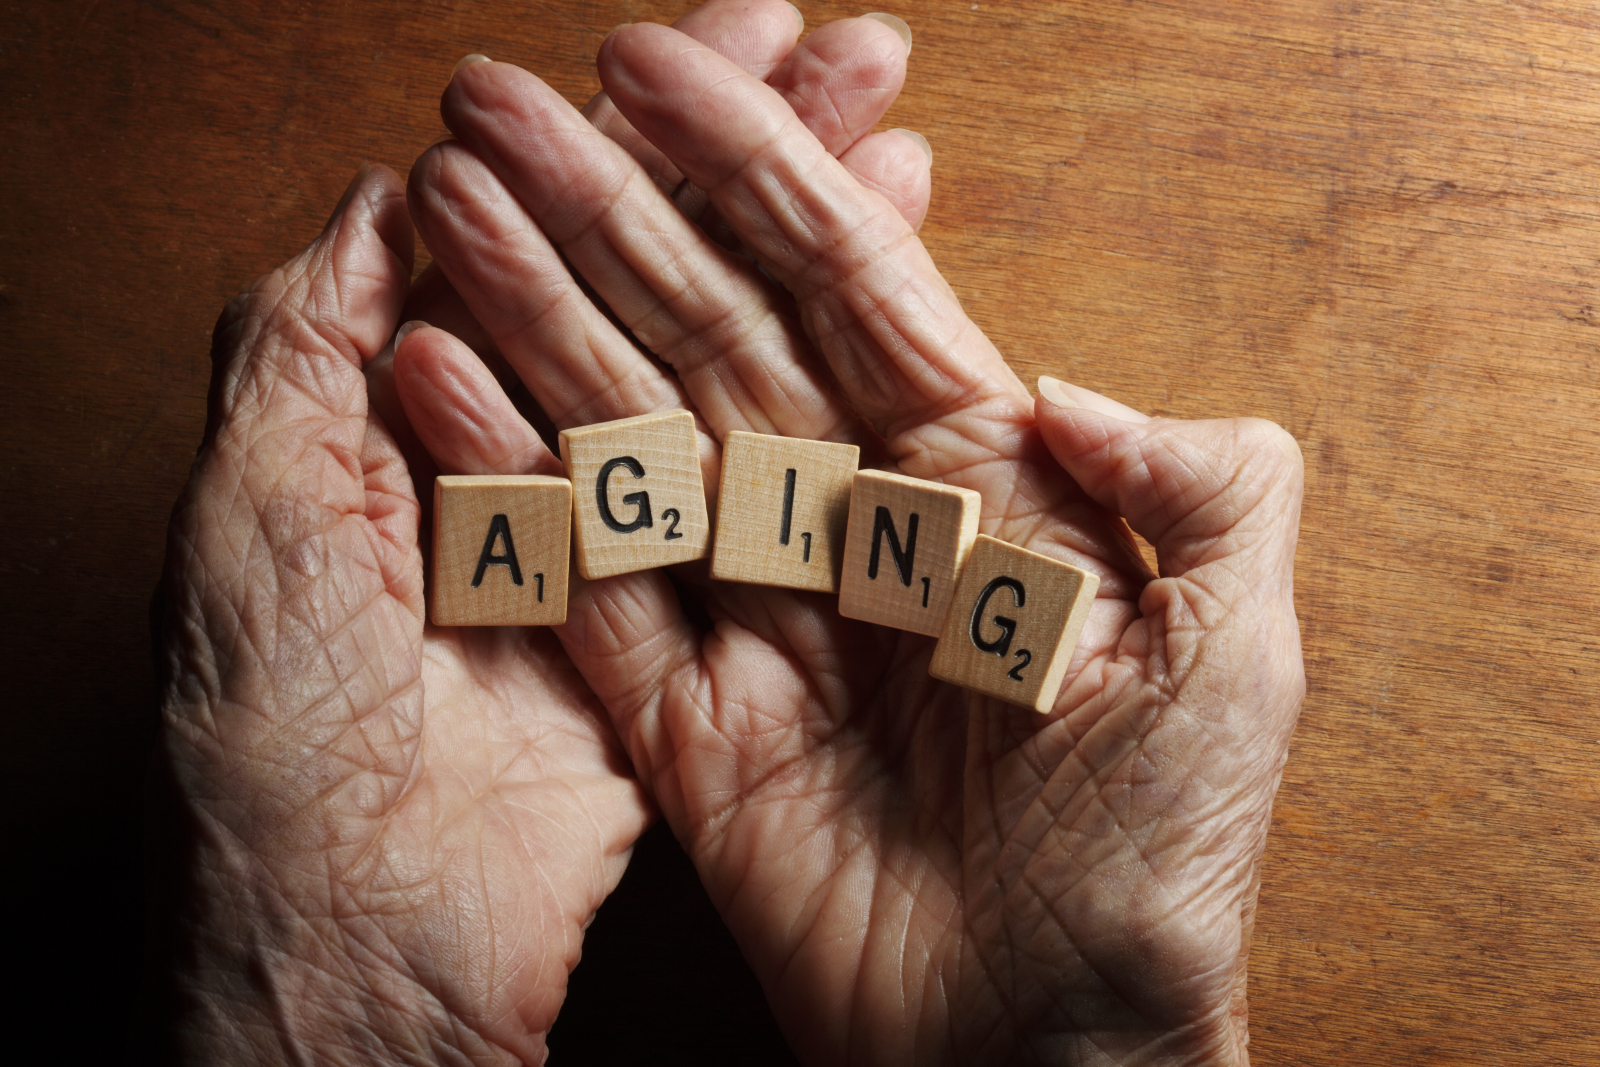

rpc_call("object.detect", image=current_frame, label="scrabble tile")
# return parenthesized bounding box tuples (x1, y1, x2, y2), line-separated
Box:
(711, 431, 860, 593)
(838, 470, 982, 636)
(559, 410, 711, 580)
(929, 535, 1100, 712)
(432, 475, 571, 626)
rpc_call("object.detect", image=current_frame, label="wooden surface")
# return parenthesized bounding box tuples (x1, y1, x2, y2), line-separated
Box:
(2, 0, 1597, 1062)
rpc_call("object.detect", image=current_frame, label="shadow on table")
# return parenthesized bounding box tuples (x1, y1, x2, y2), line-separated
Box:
(550, 819, 800, 1065)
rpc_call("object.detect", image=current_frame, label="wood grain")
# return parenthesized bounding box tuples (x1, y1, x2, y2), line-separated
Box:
(929, 534, 1099, 711)
(838, 469, 982, 636)
(432, 475, 571, 626)
(559, 409, 711, 579)
(3, 0, 1598, 1061)
(711, 430, 860, 592)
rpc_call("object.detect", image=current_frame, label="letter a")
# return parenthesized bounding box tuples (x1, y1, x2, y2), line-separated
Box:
(472, 513, 524, 587)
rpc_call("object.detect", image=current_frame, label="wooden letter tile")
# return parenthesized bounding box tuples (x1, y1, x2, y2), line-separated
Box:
(559, 410, 710, 580)
(928, 535, 1100, 712)
(838, 470, 982, 636)
(432, 475, 571, 626)
(711, 431, 860, 593)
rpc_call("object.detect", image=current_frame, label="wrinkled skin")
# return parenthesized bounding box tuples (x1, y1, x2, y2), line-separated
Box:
(153, 4, 1305, 1065)
(151, 4, 930, 1063)
(391, 17, 1306, 1067)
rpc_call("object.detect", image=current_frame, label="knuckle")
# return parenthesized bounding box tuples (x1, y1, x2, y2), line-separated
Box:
(212, 261, 306, 355)
(1234, 417, 1303, 474)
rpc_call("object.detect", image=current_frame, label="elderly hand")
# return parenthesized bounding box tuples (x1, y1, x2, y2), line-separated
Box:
(398, 15, 1304, 1067)
(149, 3, 926, 1062)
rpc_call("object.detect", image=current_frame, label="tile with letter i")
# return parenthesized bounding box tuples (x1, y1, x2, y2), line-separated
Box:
(712, 430, 860, 593)
(559, 410, 711, 580)
(928, 535, 1100, 712)
(838, 470, 982, 636)
(431, 475, 572, 626)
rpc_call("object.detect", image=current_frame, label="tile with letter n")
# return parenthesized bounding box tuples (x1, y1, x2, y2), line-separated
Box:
(432, 474, 571, 626)
(838, 470, 982, 636)
(712, 431, 860, 593)
(559, 410, 711, 580)
(929, 535, 1100, 712)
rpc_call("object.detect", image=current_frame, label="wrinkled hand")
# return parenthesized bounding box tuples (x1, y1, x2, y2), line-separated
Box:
(149, 3, 925, 1063)
(398, 16, 1304, 1067)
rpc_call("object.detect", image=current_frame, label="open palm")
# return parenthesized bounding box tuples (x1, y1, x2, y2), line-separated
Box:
(151, 4, 929, 1061)
(401, 18, 1304, 1067)
(153, 162, 650, 1062)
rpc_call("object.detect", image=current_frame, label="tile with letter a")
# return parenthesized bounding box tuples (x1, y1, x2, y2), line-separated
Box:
(559, 410, 711, 580)
(838, 470, 982, 636)
(712, 431, 860, 593)
(929, 535, 1100, 712)
(432, 475, 571, 626)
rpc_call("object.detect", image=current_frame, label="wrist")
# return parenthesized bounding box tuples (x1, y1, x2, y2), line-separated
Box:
(142, 755, 529, 1067)
(1007, 1025, 1243, 1067)
(1034, 1007, 1248, 1067)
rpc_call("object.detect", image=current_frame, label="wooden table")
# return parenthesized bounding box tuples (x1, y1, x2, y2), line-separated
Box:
(3, 1, 1595, 1061)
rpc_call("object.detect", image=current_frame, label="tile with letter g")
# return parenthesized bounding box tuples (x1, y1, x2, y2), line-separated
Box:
(929, 535, 1099, 711)
(559, 410, 711, 580)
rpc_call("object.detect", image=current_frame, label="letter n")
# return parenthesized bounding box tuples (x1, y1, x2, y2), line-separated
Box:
(867, 506, 919, 587)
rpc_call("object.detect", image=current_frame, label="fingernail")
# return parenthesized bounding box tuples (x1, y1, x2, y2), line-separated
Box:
(890, 128, 932, 165)
(1038, 376, 1152, 423)
(1037, 376, 1077, 409)
(395, 320, 430, 347)
(452, 53, 490, 77)
(862, 12, 912, 54)
(788, 3, 805, 32)
(324, 161, 370, 229)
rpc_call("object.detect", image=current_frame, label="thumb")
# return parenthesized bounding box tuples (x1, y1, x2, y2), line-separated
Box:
(175, 163, 416, 636)
(204, 163, 414, 453)
(1034, 376, 1303, 600)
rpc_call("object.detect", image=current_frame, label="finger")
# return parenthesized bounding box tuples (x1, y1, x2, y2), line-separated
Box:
(681, 124, 934, 246)
(399, 262, 500, 358)
(583, 0, 806, 193)
(376, 263, 517, 507)
(587, 8, 917, 222)
(407, 139, 694, 432)
(390, 264, 554, 454)
(366, 338, 438, 508)
(1037, 375, 1152, 424)
(428, 65, 863, 447)
(599, 26, 1134, 583)
(599, 24, 1007, 439)
(392, 322, 562, 478)
(672, 14, 923, 232)
(408, 0, 814, 455)
(432, 15, 919, 450)
(208, 163, 413, 472)
(768, 14, 910, 157)
(839, 128, 932, 232)
(393, 315, 705, 745)
(1034, 379, 1304, 595)
(1032, 381, 1305, 834)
